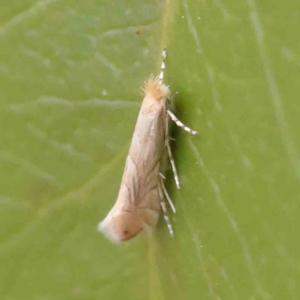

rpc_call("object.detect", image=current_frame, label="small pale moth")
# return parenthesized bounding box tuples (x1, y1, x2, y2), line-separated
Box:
(98, 49, 197, 242)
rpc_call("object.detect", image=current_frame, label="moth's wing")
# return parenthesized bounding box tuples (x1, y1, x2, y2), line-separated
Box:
(128, 107, 166, 209)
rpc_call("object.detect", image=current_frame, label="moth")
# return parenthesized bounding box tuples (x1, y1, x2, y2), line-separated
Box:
(98, 49, 197, 242)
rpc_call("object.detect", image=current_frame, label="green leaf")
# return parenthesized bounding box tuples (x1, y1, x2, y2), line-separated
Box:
(1, 0, 300, 299)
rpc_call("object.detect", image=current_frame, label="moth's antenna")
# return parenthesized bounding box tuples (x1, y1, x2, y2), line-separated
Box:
(158, 48, 167, 83)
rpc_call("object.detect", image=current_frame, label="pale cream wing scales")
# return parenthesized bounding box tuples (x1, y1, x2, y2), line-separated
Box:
(122, 96, 166, 209)
(98, 77, 170, 242)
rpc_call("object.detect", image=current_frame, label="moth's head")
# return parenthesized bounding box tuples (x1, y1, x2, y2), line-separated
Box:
(98, 210, 153, 243)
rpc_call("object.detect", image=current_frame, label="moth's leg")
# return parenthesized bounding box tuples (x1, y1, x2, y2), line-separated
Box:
(166, 141, 180, 189)
(161, 201, 174, 237)
(159, 173, 176, 213)
(158, 179, 174, 237)
(167, 110, 198, 135)
(159, 172, 166, 179)
(164, 109, 181, 190)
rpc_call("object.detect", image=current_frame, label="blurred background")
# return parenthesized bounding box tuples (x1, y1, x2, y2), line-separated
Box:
(1, 0, 300, 299)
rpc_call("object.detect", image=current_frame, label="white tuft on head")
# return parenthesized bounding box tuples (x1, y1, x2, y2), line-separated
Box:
(143, 76, 170, 100)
